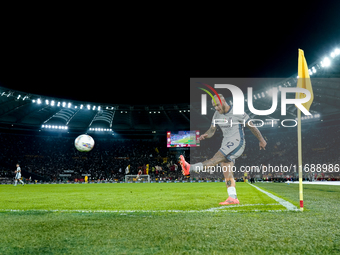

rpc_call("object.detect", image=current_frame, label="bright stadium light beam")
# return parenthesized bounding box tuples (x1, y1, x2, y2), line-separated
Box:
(323, 57, 331, 67)
(334, 48, 340, 56)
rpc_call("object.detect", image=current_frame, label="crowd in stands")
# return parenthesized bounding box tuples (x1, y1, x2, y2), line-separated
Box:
(190, 125, 340, 181)
(1, 123, 339, 183)
(0, 133, 182, 182)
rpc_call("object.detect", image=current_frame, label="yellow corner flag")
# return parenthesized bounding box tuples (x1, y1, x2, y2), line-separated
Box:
(296, 49, 314, 111)
(296, 49, 314, 212)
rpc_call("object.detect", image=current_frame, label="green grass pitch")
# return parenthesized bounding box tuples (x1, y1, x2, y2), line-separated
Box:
(0, 182, 339, 254)
(173, 136, 195, 145)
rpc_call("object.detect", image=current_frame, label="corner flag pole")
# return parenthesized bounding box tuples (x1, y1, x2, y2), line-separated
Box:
(297, 107, 303, 211)
(296, 49, 314, 212)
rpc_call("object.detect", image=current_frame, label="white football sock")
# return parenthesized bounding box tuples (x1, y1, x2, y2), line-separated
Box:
(227, 186, 237, 199)
(19, 179, 24, 184)
(14, 180, 17, 186)
(190, 163, 203, 173)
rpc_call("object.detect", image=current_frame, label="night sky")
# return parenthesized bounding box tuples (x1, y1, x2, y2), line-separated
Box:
(1, 2, 339, 105)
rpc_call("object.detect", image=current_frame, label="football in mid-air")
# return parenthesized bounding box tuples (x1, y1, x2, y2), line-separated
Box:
(74, 134, 95, 152)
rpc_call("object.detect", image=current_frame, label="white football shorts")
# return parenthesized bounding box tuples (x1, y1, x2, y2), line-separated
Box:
(219, 136, 245, 164)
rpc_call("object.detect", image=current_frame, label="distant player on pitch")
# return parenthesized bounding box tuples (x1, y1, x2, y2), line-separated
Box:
(137, 169, 142, 181)
(14, 163, 25, 186)
(180, 94, 267, 205)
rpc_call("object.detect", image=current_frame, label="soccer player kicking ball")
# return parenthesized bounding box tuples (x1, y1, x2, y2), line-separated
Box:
(14, 163, 25, 186)
(180, 94, 266, 205)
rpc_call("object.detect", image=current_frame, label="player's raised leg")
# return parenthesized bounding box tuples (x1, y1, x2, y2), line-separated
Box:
(219, 161, 239, 205)
(179, 150, 227, 176)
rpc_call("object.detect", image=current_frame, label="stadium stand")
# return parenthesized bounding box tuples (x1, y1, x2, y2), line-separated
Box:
(1, 48, 340, 183)
(0, 133, 183, 183)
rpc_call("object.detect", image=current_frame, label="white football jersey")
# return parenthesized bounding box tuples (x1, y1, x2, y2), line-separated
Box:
(17, 167, 21, 172)
(211, 105, 250, 140)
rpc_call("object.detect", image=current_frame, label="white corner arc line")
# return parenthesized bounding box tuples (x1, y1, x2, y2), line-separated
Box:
(248, 183, 299, 211)
(0, 204, 282, 214)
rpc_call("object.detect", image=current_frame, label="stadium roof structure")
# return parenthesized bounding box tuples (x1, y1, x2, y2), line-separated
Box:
(0, 88, 190, 137)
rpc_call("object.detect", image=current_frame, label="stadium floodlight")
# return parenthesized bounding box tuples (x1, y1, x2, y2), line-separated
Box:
(322, 57, 331, 67)
(261, 92, 265, 97)
(17, 95, 21, 99)
(51, 100, 55, 106)
(68, 102, 71, 108)
(45, 99, 49, 105)
(254, 95, 257, 100)
(62, 102, 66, 107)
(37, 99, 41, 104)
(98, 106, 101, 111)
(57, 102, 60, 107)
(87, 104, 91, 110)
(80, 104, 83, 109)
(92, 106, 96, 110)
(334, 48, 340, 56)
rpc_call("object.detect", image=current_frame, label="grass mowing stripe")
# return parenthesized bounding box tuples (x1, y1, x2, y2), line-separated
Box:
(0, 182, 284, 212)
(249, 183, 299, 211)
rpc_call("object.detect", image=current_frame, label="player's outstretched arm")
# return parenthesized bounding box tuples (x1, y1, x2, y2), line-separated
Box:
(199, 125, 217, 140)
(246, 121, 267, 150)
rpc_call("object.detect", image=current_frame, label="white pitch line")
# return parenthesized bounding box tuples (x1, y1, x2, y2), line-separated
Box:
(0, 204, 282, 214)
(248, 183, 299, 211)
